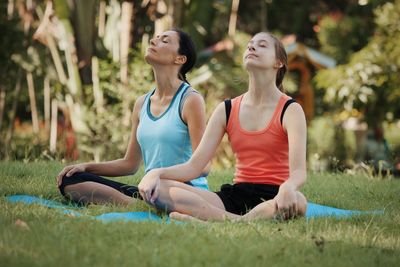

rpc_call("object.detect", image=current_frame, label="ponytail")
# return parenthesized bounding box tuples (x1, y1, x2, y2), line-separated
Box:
(178, 72, 189, 84)
(173, 28, 196, 85)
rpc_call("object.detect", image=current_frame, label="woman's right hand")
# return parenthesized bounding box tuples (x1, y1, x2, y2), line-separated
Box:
(56, 163, 87, 187)
(138, 169, 161, 204)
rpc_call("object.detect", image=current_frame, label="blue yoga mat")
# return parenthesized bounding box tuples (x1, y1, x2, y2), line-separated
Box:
(5, 195, 382, 222)
(6, 195, 165, 223)
(305, 203, 382, 218)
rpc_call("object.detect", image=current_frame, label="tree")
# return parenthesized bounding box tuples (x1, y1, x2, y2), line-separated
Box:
(315, 0, 400, 130)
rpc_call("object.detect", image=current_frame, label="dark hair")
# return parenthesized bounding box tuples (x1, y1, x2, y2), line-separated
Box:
(172, 28, 197, 84)
(263, 33, 288, 91)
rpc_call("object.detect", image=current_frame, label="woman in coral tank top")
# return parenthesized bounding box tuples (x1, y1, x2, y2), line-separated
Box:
(139, 32, 307, 222)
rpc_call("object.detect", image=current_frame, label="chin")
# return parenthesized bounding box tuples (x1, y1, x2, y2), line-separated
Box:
(244, 61, 265, 70)
(144, 54, 154, 64)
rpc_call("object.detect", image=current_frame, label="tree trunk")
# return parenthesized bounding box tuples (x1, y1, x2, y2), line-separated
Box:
(154, 0, 172, 36)
(71, 0, 96, 84)
(50, 99, 58, 153)
(26, 0, 33, 10)
(6, 69, 22, 144)
(7, 0, 15, 19)
(53, 0, 82, 96)
(26, 72, 40, 134)
(53, 0, 89, 137)
(172, 0, 184, 28)
(34, 1, 68, 85)
(44, 76, 50, 134)
(120, 1, 133, 86)
(104, 0, 121, 62)
(92, 56, 104, 114)
(260, 0, 267, 31)
(0, 85, 5, 131)
(98, 1, 106, 38)
(228, 0, 240, 37)
(47, 34, 68, 85)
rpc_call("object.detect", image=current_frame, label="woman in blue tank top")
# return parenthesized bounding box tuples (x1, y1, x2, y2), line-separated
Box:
(56, 29, 209, 205)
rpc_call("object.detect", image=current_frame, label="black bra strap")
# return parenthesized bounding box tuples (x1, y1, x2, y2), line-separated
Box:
(224, 99, 232, 126)
(280, 99, 296, 125)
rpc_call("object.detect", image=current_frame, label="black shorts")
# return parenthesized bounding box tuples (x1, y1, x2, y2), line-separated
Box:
(59, 172, 197, 202)
(59, 172, 141, 200)
(215, 183, 280, 215)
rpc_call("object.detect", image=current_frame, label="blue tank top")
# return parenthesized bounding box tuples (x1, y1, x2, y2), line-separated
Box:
(136, 82, 209, 190)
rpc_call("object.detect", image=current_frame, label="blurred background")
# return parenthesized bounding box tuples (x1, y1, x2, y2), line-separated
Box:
(0, 0, 399, 176)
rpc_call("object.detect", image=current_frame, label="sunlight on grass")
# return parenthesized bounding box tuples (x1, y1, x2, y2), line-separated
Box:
(1, 161, 399, 267)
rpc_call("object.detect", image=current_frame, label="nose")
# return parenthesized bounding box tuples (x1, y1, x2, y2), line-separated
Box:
(247, 43, 255, 51)
(150, 38, 156, 46)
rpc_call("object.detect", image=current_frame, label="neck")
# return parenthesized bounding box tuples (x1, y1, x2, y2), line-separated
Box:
(152, 65, 183, 98)
(246, 68, 282, 104)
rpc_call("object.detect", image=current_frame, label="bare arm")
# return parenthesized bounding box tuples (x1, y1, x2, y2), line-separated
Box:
(282, 102, 307, 189)
(274, 102, 307, 218)
(84, 96, 144, 176)
(181, 92, 211, 175)
(138, 102, 227, 202)
(57, 95, 145, 184)
(159, 102, 226, 181)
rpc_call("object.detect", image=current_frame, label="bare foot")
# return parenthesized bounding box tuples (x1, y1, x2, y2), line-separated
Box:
(242, 200, 277, 221)
(169, 212, 207, 223)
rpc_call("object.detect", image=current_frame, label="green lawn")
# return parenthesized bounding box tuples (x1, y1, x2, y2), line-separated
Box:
(1, 161, 399, 267)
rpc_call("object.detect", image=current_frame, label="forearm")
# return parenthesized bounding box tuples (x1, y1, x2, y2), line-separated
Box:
(85, 158, 138, 177)
(157, 160, 205, 182)
(282, 169, 307, 190)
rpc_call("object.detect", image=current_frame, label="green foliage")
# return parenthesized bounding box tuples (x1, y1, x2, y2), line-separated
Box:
(317, 15, 372, 64)
(183, 0, 216, 50)
(308, 116, 357, 172)
(197, 31, 250, 98)
(0, 16, 25, 82)
(315, 0, 400, 128)
(76, 49, 154, 161)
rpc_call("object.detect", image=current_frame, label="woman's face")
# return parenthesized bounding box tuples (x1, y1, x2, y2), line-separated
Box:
(145, 31, 182, 66)
(243, 33, 279, 70)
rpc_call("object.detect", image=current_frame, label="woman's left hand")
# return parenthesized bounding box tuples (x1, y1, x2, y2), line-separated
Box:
(274, 182, 298, 220)
(138, 169, 161, 204)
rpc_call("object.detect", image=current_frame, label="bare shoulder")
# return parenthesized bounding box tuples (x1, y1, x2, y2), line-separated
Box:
(134, 94, 147, 110)
(132, 94, 147, 120)
(182, 90, 205, 108)
(285, 102, 305, 119)
(214, 101, 227, 114)
(211, 101, 228, 126)
(181, 90, 206, 125)
(283, 102, 306, 129)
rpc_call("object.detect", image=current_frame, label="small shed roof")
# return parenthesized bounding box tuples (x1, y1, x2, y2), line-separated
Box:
(286, 42, 336, 69)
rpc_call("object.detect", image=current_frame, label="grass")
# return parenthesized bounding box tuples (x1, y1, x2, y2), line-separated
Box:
(1, 161, 399, 267)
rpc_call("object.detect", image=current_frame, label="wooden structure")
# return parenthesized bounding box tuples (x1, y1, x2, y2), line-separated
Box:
(285, 41, 336, 122)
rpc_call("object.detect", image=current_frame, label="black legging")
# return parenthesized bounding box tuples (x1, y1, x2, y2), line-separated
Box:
(58, 172, 140, 200)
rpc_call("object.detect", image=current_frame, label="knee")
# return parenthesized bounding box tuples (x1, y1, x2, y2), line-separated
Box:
(158, 180, 178, 199)
(58, 172, 88, 196)
(154, 180, 182, 211)
(158, 180, 189, 200)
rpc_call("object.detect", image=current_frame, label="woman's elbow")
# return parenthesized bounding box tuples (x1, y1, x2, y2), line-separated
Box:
(201, 162, 212, 176)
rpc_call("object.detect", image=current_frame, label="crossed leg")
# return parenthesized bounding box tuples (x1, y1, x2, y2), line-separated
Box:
(156, 179, 240, 221)
(242, 192, 307, 221)
(156, 180, 307, 222)
(62, 182, 135, 206)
